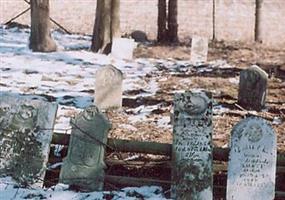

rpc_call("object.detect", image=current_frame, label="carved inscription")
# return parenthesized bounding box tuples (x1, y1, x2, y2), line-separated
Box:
(227, 117, 276, 200)
(172, 91, 213, 200)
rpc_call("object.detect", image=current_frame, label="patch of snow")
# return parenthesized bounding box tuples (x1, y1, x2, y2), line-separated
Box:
(0, 177, 168, 200)
(127, 105, 159, 124)
(272, 116, 282, 125)
(118, 124, 138, 131)
(156, 116, 171, 129)
(213, 105, 230, 115)
(228, 77, 239, 85)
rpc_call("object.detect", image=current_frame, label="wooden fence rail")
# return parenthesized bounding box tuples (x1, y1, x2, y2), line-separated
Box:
(52, 132, 285, 166)
(46, 132, 285, 199)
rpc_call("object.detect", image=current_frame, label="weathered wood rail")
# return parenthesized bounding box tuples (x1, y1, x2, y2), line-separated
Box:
(47, 132, 285, 199)
(52, 132, 285, 166)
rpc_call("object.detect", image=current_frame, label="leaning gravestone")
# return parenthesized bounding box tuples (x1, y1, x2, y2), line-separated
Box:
(227, 117, 277, 200)
(0, 93, 57, 186)
(59, 105, 111, 191)
(238, 65, 268, 111)
(111, 38, 136, 60)
(95, 65, 123, 110)
(191, 36, 209, 64)
(172, 91, 213, 200)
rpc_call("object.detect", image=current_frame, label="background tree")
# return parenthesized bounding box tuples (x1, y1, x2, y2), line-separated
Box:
(157, 0, 167, 42)
(167, 0, 178, 43)
(157, 0, 178, 43)
(91, 0, 120, 54)
(29, 0, 57, 52)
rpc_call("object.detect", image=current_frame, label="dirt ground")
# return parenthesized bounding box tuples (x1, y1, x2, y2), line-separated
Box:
(108, 41, 285, 153)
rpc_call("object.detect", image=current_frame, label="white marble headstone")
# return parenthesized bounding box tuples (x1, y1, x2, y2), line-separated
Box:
(227, 117, 277, 200)
(95, 65, 123, 110)
(191, 36, 208, 64)
(111, 38, 136, 60)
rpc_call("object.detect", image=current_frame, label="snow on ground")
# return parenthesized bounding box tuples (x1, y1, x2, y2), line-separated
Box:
(0, 177, 167, 200)
(0, 25, 233, 199)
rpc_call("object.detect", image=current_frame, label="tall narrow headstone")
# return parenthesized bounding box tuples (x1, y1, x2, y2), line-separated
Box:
(227, 117, 277, 200)
(111, 38, 136, 60)
(172, 91, 213, 200)
(238, 65, 268, 111)
(0, 93, 57, 186)
(191, 36, 209, 64)
(59, 105, 111, 191)
(95, 65, 123, 110)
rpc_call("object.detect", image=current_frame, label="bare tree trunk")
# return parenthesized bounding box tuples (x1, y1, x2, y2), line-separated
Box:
(111, 0, 120, 38)
(255, 0, 262, 42)
(168, 0, 178, 43)
(91, 0, 120, 54)
(29, 0, 57, 52)
(157, 0, 167, 42)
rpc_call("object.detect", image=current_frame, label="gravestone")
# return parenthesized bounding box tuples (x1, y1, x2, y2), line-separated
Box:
(0, 93, 57, 186)
(59, 105, 111, 191)
(227, 116, 277, 200)
(191, 36, 209, 64)
(111, 38, 136, 60)
(131, 30, 148, 43)
(238, 65, 268, 111)
(172, 91, 213, 200)
(95, 65, 123, 110)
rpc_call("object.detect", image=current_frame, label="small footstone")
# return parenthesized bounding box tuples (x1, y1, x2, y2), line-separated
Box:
(59, 105, 111, 191)
(227, 116, 277, 200)
(238, 65, 268, 111)
(172, 91, 213, 200)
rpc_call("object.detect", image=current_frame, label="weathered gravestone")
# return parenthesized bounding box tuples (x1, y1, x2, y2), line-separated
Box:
(172, 91, 213, 200)
(191, 36, 209, 64)
(95, 65, 123, 110)
(0, 93, 57, 186)
(111, 38, 136, 60)
(238, 65, 268, 111)
(227, 116, 277, 200)
(59, 105, 111, 191)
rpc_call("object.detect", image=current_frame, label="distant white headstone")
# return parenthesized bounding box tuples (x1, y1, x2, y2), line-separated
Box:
(111, 38, 136, 60)
(227, 117, 277, 200)
(0, 93, 57, 186)
(191, 36, 208, 64)
(172, 91, 213, 199)
(95, 65, 123, 110)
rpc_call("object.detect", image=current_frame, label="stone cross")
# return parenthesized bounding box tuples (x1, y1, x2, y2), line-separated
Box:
(0, 93, 57, 186)
(238, 65, 268, 111)
(59, 105, 111, 191)
(111, 38, 136, 60)
(172, 91, 213, 200)
(191, 36, 209, 64)
(95, 65, 123, 110)
(227, 116, 277, 200)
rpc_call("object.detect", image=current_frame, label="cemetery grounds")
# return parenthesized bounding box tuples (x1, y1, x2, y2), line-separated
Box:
(0, 24, 284, 199)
